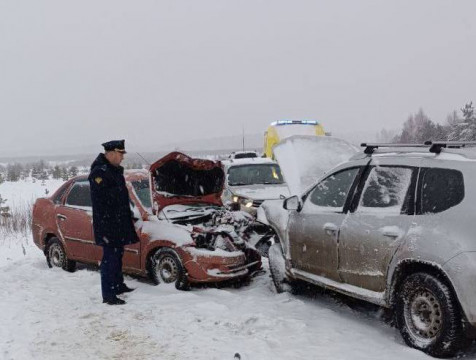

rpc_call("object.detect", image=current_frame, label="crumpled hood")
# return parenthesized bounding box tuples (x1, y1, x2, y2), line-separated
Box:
(149, 152, 225, 213)
(273, 135, 358, 196)
(228, 183, 290, 200)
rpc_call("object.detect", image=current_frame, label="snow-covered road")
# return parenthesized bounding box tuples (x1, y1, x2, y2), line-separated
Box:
(2, 234, 467, 360)
(1, 179, 475, 359)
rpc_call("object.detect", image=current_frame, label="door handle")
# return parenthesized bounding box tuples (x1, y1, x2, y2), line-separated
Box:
(57, 214, 67, 221)
(323, 223, 338, 236)
(382, 229, 400, 238)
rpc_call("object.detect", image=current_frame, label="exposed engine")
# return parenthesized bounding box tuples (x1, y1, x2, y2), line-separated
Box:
(158, 204, 261, 252)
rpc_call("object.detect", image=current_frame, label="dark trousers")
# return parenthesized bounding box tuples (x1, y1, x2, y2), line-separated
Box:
(101, 246, 124, 300)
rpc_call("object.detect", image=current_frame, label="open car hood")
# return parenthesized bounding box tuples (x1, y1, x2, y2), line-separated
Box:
(149, 152, 225, 213)
(273, 135, 358, 196)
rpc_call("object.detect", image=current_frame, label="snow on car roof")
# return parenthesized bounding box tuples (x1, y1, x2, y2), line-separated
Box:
(222, 157, 277, 168)
(229, 151, 260, 159)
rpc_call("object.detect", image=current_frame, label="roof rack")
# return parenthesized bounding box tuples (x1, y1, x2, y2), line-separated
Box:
(426, 141, 476, 154)
(360, 143, 429, 155)
(361, 141, 476, 155)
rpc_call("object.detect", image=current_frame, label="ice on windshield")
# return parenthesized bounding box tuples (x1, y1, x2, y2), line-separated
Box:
(357, 167, 412, 215)
(227, 164, 284, 186)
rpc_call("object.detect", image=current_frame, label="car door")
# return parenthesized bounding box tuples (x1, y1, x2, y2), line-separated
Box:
(123, 200, 142, 271)
(124, 178, 152, 271)
(288, 166, 362, 282)
(56, 180, 99, 262)
(338, 161, 418, 292)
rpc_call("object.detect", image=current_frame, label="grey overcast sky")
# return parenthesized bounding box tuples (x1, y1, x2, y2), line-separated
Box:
(1, 0, 476, 156)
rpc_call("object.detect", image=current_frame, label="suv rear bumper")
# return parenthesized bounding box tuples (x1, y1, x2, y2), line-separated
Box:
(443, 252, 476, 332)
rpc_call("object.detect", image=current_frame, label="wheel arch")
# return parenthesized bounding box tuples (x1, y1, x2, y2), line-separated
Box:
(388, 259, 464, 315)
(143, 240, 182, 274)
(43, 232, 59, 254)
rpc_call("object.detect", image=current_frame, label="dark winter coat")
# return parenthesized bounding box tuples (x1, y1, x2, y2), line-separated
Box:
(88, 153, 139, 247)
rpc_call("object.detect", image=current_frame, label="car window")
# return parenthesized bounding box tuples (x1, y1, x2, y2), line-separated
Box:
(308, 167, 359, 211)
(132, 179, 151, 209)
(357, 166, 413, 215)
(420, 168, 464, 214)
(65, 181, 92, 208)
(227, 164, 284, 186)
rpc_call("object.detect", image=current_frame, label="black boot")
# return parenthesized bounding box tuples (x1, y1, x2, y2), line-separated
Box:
(117, 284, 135, 294)
(103, 296, 126, 305)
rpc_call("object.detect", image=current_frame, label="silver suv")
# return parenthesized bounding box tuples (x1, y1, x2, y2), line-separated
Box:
(265, 141, 476, 357)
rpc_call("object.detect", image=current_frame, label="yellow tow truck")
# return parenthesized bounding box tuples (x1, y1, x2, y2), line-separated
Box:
(263, 120, 326, 158)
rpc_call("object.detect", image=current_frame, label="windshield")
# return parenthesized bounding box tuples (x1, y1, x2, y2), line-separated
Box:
(227, 164, 284, 186)
(132, 179, 151, 208)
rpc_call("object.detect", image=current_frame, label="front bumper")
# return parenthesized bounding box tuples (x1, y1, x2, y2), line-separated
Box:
(181, 248, 255, 283)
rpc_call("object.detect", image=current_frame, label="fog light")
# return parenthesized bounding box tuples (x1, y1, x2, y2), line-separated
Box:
(245, 201, 253, 208)
(233, 196, 239, 202)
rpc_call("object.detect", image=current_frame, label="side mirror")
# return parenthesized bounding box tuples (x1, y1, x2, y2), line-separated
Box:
(283, 195, 301, 211)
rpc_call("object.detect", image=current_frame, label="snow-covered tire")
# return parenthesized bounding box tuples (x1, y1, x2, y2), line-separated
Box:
(46, 237, 76, 272)
(396, 272, 468, 357)
(149, 248, 190, 291)
(268, 242, 294, 293)
(255, 239, 272, 258)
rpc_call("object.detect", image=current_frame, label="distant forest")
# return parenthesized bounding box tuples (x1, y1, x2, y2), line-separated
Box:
(377, 101, 476, 144)
(0, 161, 144, 184)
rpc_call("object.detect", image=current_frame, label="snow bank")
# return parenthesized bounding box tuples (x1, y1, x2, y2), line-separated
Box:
(0, 178, 64, 208)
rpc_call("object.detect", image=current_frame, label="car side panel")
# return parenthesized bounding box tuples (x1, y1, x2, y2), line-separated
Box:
(56, 206, 95, 260)
(443, 252, 476, 326)
(32, 198, 57, 249)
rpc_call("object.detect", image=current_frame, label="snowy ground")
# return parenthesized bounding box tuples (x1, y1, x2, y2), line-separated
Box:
(1, 180, 476, 359)
(0, 178, 64, 209)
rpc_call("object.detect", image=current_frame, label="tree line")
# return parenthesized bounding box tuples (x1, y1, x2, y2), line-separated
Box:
(0, 161, 80, 183)
(0, 160, 144, 184)
(377, 101, 476, 144)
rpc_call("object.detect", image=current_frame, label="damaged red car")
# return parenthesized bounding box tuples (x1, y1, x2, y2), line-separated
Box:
(32, 152, 263, 290)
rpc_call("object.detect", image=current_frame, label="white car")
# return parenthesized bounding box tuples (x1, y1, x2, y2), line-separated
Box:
(222, 157, 290, 217)
(228, 150, 260, 159)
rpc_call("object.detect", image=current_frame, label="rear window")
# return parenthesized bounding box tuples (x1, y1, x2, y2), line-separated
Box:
(53, 184, 70, 204)
(65, 181, 92, 208)
(420, 168, 464, 214)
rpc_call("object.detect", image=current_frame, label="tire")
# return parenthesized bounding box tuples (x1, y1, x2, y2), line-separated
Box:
(268, 242, 295, 293)
(244, 247, 263, 274)
(255, 239, 272, 258)
(395, 272, 468, 357)
(149, 248, 190, 291)
(45, 237, 76, 272)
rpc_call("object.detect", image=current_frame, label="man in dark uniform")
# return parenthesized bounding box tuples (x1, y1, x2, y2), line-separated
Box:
(88, 140, 140, 305)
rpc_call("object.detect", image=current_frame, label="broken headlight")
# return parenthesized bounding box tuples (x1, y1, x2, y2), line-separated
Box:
(232, 195, 253, 208)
